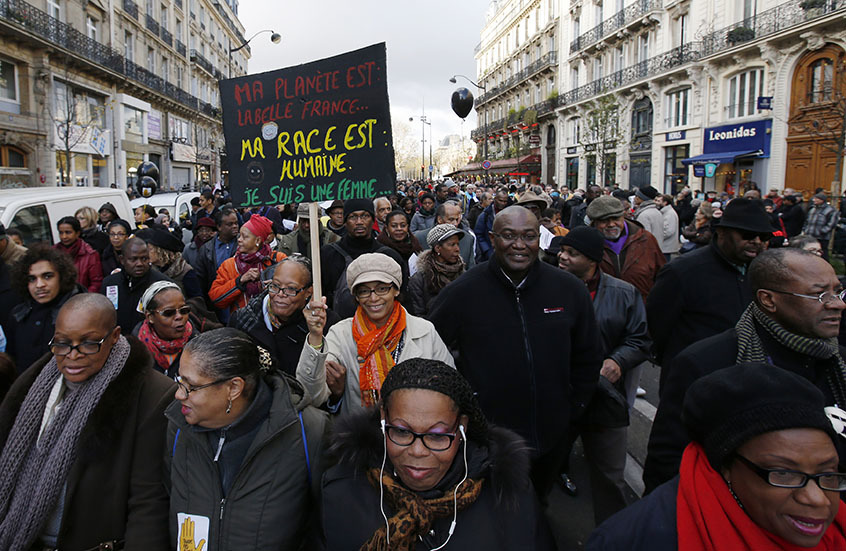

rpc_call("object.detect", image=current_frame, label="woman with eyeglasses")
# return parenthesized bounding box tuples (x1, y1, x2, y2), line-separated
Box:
(321, 358, 554, 549)
(6, 244, 84, 374)
(101, 219, 131, 275)
(587, 363, 846, 551)
(298, 253, 454, 416)
(229, 256, 340, 376)
(133, 281, 196, 378)
(166, 328, 329, 550)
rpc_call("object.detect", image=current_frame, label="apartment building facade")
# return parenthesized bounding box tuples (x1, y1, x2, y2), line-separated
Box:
(0, 0, 248, 191)
(473, 0, 846, 196)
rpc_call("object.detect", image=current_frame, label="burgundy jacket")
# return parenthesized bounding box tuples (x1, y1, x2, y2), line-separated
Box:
(54, 239, 104, 293)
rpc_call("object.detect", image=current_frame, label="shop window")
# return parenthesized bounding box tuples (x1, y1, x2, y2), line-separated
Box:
(727, 69, 764, 119)
(664, 145, 689, 195)
(666, 88, 690, 128)
(604, 152, 616, 187)
(11, 205, 51, 246)
(586, 154, 596, 186)
(566, 157, 579, 189)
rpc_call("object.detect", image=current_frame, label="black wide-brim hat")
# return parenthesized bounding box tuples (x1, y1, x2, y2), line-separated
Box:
(714, 198, 774, 234)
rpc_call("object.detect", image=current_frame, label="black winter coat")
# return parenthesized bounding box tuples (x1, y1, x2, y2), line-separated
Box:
(228, 291, 341, 376)
(100, 268, 174, 334)
(0, 336, 175, 551)
(194, 237, 237, 297)
(429, 257, 602, 456)
(646, 242, 753, 382)
(320, 409, 555, 550)
(586, 477, 678, 551)
(779, 201, 807, 238)
(594, 272, 650, 373)
(643, 324, 846, 493)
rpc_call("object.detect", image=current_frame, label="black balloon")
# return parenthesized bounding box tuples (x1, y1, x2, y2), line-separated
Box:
(451, 88, 474, 119)
(138, 175, 158, 198)
(137, 161, 160, 181)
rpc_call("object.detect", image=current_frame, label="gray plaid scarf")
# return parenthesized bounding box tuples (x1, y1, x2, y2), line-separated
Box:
(0, 336, 130, 550)
(736, 303, 846, 406)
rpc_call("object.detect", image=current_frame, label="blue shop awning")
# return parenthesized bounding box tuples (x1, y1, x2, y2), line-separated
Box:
(681, 149, 763, 166)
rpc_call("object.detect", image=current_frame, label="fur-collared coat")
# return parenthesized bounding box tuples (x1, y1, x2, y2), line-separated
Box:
(0, 336, 175, 551)
(319, 409, 555, 550)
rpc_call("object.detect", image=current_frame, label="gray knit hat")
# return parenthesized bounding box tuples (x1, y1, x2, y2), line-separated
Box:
(586, 195, 625, 221)
(426, 223, 464, 247)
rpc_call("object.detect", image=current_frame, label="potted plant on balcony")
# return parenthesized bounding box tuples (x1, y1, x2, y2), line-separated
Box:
(800, 0, 828, 18)
(727, 26, 755, 45)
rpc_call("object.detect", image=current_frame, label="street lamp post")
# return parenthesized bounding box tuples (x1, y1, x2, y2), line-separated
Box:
(409, 114, 432, 181)
(450, 75, 487, 182)
(228, 29, 281, 79)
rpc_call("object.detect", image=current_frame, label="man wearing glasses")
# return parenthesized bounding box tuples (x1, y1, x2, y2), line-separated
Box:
(647, 197, 775, 388)
(429, 205, 602, 501)
(229, 256, 340, 376)
(645, 247, 846, 493)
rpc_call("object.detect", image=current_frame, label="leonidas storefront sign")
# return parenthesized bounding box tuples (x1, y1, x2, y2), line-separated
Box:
(703, 119, 772, 156)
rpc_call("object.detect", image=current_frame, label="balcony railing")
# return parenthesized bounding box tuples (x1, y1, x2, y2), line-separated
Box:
(474, 51, 558, 107)
(176, 39, 186, 57)
(160, 27, 172, 46)
(701, 0, 843, 57)
(122, 0, 137, 19)
(570, 0, 662, 54)
(0, 0, 208, 114)
(189, 49, 214, 75)
(145, 13, 159, 35)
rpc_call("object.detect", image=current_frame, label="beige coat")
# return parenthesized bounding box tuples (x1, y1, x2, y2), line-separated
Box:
(296, 311, 455, 415)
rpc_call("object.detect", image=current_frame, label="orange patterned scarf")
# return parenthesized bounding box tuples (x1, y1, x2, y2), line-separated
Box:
(352, 301, 407, 407)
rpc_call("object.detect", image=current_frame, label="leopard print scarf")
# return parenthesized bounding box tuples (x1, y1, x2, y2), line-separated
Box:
(360, 468, 483, 551)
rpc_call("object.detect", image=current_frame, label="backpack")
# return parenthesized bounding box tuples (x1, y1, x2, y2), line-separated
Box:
(329, 242, 357, 318)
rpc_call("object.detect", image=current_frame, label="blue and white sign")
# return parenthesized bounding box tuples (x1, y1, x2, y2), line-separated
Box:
(481, 159, 492, 170)
(666, 130, 686, 142)
(757, 96, 773, 110)
(694, 165, 705, 177)
(703, 119, 772, 156)
(90, 128, 108, 157)
(704, 163, 717, 178)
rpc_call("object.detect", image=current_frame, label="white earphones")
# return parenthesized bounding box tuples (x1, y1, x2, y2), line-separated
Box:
(430, 424, 468, 551)
(379, 418, 390, 546)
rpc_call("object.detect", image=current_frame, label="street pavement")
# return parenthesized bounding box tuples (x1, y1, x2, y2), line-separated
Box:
(545, 361, 661, 550)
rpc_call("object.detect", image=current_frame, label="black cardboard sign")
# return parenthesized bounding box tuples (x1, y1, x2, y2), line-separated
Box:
(219, 42, 396, 206)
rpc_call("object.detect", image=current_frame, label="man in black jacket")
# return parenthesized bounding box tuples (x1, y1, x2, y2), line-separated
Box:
(646, 198, 772, 388)
(643, 247, 846, 493)
(429, 206, 602, 499)
(100, 237, 173, 333)
(194, 208, 239, 296)
(779, 194, 806, 238)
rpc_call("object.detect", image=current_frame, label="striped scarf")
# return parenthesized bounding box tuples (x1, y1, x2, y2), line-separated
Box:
(735, 303, 846, 406)
(352, 301, 406, 408)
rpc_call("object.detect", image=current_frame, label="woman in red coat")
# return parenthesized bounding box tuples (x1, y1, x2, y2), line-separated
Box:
(53, 216, 103, 293)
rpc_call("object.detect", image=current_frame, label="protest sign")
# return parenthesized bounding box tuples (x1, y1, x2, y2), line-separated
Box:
(219, 42, 396, 207)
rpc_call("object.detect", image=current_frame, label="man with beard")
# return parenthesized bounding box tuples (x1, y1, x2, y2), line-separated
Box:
(587, 196, 665, 300)
(318, 198, 406, 317)
(325, 200, 347, 237)
(646, 198, 772, 384)
(372, 197, 392, 235)
(430, 206, 601, 501)
(100, 237, 173, 333)
(644, 248, 846, 492)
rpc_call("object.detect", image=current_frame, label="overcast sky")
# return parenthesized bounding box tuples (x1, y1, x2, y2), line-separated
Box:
(239, 0, 489, 146)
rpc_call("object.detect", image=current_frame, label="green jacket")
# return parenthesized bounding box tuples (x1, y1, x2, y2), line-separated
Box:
(275, 223, 339, 260)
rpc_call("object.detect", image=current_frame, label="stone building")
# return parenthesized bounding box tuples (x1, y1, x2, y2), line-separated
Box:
(0, 0, 249, 190)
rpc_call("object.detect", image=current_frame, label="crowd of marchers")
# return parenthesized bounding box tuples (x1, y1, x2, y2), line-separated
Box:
(0, 178, 845, 550)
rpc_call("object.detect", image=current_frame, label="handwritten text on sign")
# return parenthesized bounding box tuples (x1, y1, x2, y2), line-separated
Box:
(219, 43, 396, 206)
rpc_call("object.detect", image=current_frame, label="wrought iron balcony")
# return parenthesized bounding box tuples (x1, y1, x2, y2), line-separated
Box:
(176, 39, 186, 57)
(474, 51, 559, 107)
(189, 49, 214, 75)
(160, 27, 172, 46)
(145, 14, 159, 35)
(0, 0, 207, 114)
(700, 0, 844, 58)
(569, 0, 662, 54)
(122, 0, 137, 19)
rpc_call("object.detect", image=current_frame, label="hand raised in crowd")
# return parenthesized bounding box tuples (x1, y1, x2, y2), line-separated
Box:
(600, 358, 622, 384)
(240, 267, 261, 283)
(305, 296, 328, 347)
(325, 360, 347, 401)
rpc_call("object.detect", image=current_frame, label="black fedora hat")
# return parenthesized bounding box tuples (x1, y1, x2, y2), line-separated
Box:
(715, 198, 774, 234)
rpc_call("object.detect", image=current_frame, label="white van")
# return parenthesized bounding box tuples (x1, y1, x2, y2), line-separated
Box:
(0, 188, 136, 246)
(131, 191, 200, 244)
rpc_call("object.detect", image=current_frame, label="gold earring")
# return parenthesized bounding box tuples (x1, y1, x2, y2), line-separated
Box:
(226, 399, 232, 414)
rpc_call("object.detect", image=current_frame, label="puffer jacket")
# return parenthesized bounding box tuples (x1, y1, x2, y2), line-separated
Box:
(320, 408, 555, 550)
(599, 219, 665, 300)
(166, 373, 329, 551)
(633, 200, 664, 240)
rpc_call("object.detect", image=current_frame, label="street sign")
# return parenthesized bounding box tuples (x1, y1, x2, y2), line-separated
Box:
(428, 165, 433, 172)
(481, 159, 492, 170)
(694, 165, 705, 177)
(757, 96, 773, 110)
(528, 134, 541, 145)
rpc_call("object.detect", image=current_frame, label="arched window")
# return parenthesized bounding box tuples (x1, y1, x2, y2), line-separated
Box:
(0, 145, 26, 167)
(547, 123, 556, 145)
(809, 58, 834, 103)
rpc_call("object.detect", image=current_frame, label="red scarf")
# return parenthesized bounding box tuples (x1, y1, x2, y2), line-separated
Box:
(677, 442, 846, 551)
(235, 243, 272, 299)
(137, 319, 192, 373)
(351, 301, 406, 408)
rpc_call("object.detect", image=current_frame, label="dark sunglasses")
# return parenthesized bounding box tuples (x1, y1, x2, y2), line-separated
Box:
(737, 229, 772, 241)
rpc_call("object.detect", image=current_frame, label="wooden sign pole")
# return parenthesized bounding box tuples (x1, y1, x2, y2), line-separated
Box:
(308, 202, 322, 300)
